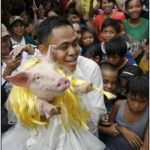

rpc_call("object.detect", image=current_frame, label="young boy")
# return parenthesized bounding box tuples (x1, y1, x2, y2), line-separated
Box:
(100, 18, 136, 65)
(99, 75, 149, 150)
(100, 62, 118, 112)
(105, 37, 135, 75)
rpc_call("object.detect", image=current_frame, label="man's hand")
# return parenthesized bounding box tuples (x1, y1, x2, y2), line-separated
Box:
(36, 99, 61, 120)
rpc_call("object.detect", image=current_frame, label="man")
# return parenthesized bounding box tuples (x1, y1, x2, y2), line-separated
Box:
(2, 17, 106, 150)
(36, 16, 106, 136)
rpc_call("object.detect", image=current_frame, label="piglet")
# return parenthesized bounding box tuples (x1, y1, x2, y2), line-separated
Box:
(6, 45, 93, 119)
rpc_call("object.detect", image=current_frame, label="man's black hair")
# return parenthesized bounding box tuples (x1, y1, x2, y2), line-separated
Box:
(105, 37, 127, 57)
(101, 18, 121, 33)
(126, 75, 149, 99)
(36, 16, 73, 44)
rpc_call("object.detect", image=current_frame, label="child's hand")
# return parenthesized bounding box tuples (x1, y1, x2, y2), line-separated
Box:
(119, 126, 143, 148)
(10, 44, 35, 59)
(100, 113, 112, 126)
(36, 99, 61, 120)
(107, 123, 120, 136)
(6, 56, 22, 71)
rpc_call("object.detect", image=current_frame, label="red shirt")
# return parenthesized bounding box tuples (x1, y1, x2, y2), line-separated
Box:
(93, 10, 126, 41)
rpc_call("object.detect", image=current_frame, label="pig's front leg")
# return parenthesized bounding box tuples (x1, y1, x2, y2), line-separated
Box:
(73, 83, 93, 95)
(36, 99, 61, 119)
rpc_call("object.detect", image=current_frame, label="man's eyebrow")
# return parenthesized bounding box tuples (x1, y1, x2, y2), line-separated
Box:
(56, 37, 78, 47)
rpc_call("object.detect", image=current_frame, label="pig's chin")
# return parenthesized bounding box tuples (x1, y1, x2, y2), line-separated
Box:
(33, 88, 68, 102)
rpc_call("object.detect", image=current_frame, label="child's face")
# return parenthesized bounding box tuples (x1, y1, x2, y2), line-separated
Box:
(102, 69, 118, 93)
(41, 25, 80, 72)
(119, 23, 126, 39)
(72, 23, 81, 41)
(81, 32, 94, 46)
(126, 0, 142, 19)
(11, 22, 25, 37)
(127, 93, 148, 114)
(37, 4, 45, 18)
(101, 0, 113, 14)
(101, 26, 117, 41)
(67, 14, 80, 23)
(106, 55, 122, 67)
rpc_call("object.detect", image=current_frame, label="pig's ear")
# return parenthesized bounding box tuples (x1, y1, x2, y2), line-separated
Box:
(45, 45, 56, 63)
(6, 72, 30, 87)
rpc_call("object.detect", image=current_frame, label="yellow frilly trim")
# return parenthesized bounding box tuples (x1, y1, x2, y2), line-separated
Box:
(9, 58, 116, 131)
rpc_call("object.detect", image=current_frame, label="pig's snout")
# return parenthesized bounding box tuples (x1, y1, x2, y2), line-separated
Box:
(56, 78, 70, 91)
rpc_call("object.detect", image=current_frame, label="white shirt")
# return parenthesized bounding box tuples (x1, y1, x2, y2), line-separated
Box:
(73, 56, 107, 136)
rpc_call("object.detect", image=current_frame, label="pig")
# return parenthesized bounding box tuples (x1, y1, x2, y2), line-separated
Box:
(6, 45, 93, 119)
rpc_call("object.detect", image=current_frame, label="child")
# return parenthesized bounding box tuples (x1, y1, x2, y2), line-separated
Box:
(84, 43, 102, 65)
(93, 0, 125, 41)
(124, 0, 149, 64)
(99, 75, 149, 150)
(100, 18, 136, 65)
(100, 62, 118, 112)
(80, 27, 99, 47)
(105, 36, 135, 75)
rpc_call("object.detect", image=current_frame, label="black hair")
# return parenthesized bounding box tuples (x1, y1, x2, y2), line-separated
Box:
(105, 37, 127, 57)
(119, 65, 143, 80)
(126, 75, 149, 99)
(36, 16, 73, 44)
(101, 18, 121, 33)
(100, 0, 115, 8)
(100, 62, 118, 72)
(125, 0, 142, 9)
(46, 7, 61, 17)
(80, 27, 99, 46)
(83, 43, 103, 59)
(64, 8, 80, 19)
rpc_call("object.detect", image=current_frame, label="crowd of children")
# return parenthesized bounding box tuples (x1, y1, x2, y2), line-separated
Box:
(1, 0, 149, 150)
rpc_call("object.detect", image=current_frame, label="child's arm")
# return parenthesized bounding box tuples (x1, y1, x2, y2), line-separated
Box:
(98, 123, 120, 136)
(118, 125, 143, 148)
(139, 125, 149, 150)
(98, 100, 122, 136)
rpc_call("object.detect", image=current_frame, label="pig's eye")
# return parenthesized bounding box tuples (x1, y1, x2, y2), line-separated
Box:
(35, 75, 40, 80)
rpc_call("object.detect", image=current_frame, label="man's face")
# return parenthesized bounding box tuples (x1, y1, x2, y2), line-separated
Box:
(45, 26, 80, 72)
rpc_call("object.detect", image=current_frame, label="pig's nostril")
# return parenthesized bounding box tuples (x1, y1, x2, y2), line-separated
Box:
(65, 80, 68, 84)
(57, 83, 61, 87)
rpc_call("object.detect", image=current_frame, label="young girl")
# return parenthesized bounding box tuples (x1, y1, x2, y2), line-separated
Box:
(99, 75, 149, 150)
(80, 27, 100, 55)
(124, 0, 149, 64)
(84, 43, 102, 64)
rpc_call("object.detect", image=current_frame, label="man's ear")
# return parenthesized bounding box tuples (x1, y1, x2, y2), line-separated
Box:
(38, 45, 47, 55)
